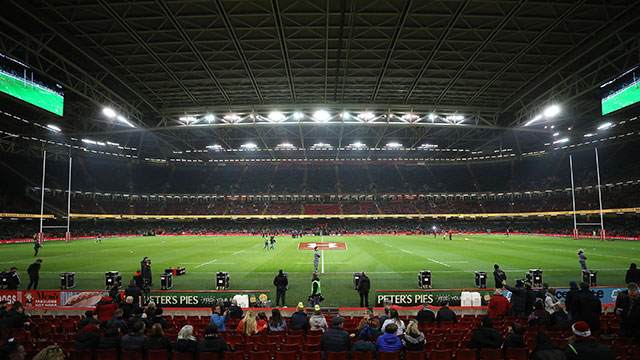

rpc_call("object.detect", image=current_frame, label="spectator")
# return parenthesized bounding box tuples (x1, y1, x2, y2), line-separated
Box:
(470, 315, 502, 351)
(237, 311, 258, 336)
(416, 303, 435, 324)
(378, 302, 391, 325)
(436, 301, 458, 324)
(0, 342, 26, 360)
(355, 308, 380, 340)
(77, 310, 96, 330)
(256, 312, 269, 333)
(32, 345, 65, 360)
(565, 281, 579, 320)
(529, 300, 551, 326)
(351, 337, 376, 354)
(151, 307, 169, 329)
(309, 305, 328, 332)
(493, 264, 507, 288)
(209, 305, 229, 331)
(402, 320, 426, 351)
(615, 282, 640, 341)
(94, 292, 117, 325)
(174, 325, 197, 353)
(119, 296, 136, 320)
(98, 325, 122, 350)
(502, 322, 526, 351)
(121, 320, 148, 351)
(381, 308, 405, 335)
(503, 279, 526, 317)
(530, 331, 564, 360)
(320, 316, 350, 353)
(571, 282, 602, 333)
(197, 323, 228, 356)
(289, 302, 309, 330)
(550, 305, 570, 327)
(0, 300, 8, 319)
(487, 289, 511, 319)
(545, 289, 562, 314)
(1, 301, 28, 330)
(228, 299, 243, 319)
(376, 322, 402, 352)
(75, 319, 102, 350)
(269, 308, 287, 331)
(144, 301, 157, 319)
(626, 263, 640, 284)
(148, 323, 172, 351)
(106, 309, 127, 332)
(108, 284, 122, 304)
(563, 321, 614, 360)
(124, 279, 142, 306)
(524, 282, 537, 316)
(536, 283, 550, 300)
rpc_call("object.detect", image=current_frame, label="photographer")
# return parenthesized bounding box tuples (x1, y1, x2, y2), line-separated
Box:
(6, 267, 20, 290)
(140, 257, 152, 288)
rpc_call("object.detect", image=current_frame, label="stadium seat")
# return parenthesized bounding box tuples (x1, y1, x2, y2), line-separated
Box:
(305, 335, 322, 345)
(480, 349, 502, 360)
(146, 350, 170, 360)
(403, 350, 426, 360)
(276, 352, 298, 360)
(197, 353, 221, 360)
(258, 343, 278, 357)
(223, 352, 245, 360)
(455, 349, 478, 360)
(325, 352, 348, 360)
(611, 346, 629, 359)
(301, 351, 322, 360)
(281, 343, 302, 356)
(235, 343, 256, 356)
(303, 344, 320, 352)
(378, 351, 401, 360)
(352, 351, 376, 360)
(172, 351, 197, 360)
(286, 335, 304, 346)
(121, 349, 144, 360)
(429, 349, 453, 360)
(94, 349, 119, 360)
(438, 340, 458, 351)
(69, 349, 93, 360)
(505, 348, 528, 360)
(266, 335, 282, 344)
(307, 330, 322, 337)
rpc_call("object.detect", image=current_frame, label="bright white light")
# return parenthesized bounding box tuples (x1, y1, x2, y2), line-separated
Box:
(312, 110, 331, 122)
(96, 142, 106, 146)
(102, 107, 117, 118)
(524, 114, 543, 127)
(293, 112, 304, 120)
(432, 225, 437, 230)
(277, 142, 295, 148)
(240, 143, 257, 149)
(349, 142, 366, 148)
(205, 114, 215, 122)
(544, 105, 560, 118)
(312, 143, 331, 148)
(386, 142, 402, 148)
(341, 112, 350, 119)
(81, 139, 97, 145)
(358, 112, 375, 121)
(223, 114, 241, 123)
(117, 115, 135, 128)
(597, 122, 612, 130)
(553, 132, 559, 137)
(46, 124, 61, 132)
(402, 113, 419, 121)
(419, 143, 438, 149)
(584, 133, 596, 138)
(268, 111, 285, 122)
(206, 145, 223, 150)
(553, 137, 569, 144)
(428, 113, 436, 121)
(179, 116, 197, 123)
(106, 141, 120, 146)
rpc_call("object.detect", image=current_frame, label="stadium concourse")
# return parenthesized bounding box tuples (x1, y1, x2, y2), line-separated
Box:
(2, 0, 640, 358)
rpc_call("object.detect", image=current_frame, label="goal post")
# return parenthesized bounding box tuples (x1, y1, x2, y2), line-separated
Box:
(38, 150, 73, 243)
(569, 148, 606, 241)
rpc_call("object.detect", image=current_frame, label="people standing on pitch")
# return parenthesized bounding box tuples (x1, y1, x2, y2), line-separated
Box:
(33, 239, 42, 257)
(358, 271, 371, 308)
(273, 269, 288, 307)
(314, 246, 321, 273)
(27, 259, 42, 290)
(263, 236, 269, 250)
(96, 233, 102, 243)
(310, 273, 322, 306)
(141, 257, 152, 288)
(577, 249, 587, 271)
(493, 264, 507, 288)
(269, 235, 276, 250)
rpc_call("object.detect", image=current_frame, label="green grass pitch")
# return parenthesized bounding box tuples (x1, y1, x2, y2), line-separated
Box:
(601, 82, 640, 115)
(0, 71, 64, 116)
(2, 234, 638, 307)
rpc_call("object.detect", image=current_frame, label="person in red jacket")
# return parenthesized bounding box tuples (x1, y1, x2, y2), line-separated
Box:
(487, 289, 511, 319)
(94, 293, 118, 325)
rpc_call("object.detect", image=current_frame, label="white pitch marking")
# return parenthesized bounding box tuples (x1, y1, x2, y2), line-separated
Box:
(194, 259, 217, 268)
(232, 250, 245, 256)
(400, 249, 413, 254)
(428, 258, 451, 267)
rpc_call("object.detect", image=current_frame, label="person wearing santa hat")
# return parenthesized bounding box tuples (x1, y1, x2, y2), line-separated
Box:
(563, 321, 614, 360)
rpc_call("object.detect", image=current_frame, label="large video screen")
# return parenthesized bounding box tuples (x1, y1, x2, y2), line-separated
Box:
(0, 53, 64, 116)
(601, 66, 639, 116)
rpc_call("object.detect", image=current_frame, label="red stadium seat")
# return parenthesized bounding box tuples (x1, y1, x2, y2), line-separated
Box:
(197, 353, 221, 360)
(480, 349, 502, 360)
(286, 335, 304, 346)
(303, 344, 320, 352)
(223, 352, 245, 360)
(505, 348, 528, 360)
(249, 352, 271, 360)
(235, 343, 256, 356)
(172, 351, 196, 360)
(403, 350, 426, 360)
(301, 351, 322, 360)
(121, 350, 144, 360)
(305, 335, 322, 345)
(352, 351, 376, 360)
(69, 349, 93, 360)
(258, 343, 278, 357)
(438, 340, 458, 351)
(430, 350, 453, 360)
(307, 330, 322, 337)
(378, 351, 401, 360)
(146, 350, 170, 360)
(325, 352, 348, 360)
(275, 352, 297, 360)
(94, 349, 119, 360)
(455, 349, 478, 360)
(281, 344, 301, 356)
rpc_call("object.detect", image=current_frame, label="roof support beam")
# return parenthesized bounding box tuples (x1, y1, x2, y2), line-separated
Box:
(271, 0, 296, 103)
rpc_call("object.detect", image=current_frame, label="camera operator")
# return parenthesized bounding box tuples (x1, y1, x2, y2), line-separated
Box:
(140, 257, 152, 289)
(6, 267, 20, 290)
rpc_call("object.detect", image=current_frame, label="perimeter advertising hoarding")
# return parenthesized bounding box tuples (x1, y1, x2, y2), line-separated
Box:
(141, 290, 270, 308)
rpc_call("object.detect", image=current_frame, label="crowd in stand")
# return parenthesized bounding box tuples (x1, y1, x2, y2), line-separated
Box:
(1, 271, 640, 360)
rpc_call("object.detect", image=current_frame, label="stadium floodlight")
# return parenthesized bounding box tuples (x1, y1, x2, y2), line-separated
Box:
(357, 112, 375, 121)
(96, 142, 106, 146)
(204, 114, 215, 122)
(206, 145, 223, 150)
(524, 114, 543, 127)
(223, 114, 241, 123)
(268, 111, 285, 122)
(81, 139, 97, 145)
(46, 124, 61, 133)
(544, 104, 560, 118)
(312, 110, 331, 122)
(240, 143, 257, 149)
(341, 112, 350, 119)
(293, 112, 304, 120)
(349, 142, 366, 148)
(102, 107, 117, 118)
(553, 137, 569, 144)
(597, 122, 613, 130)
(402, 113, 419, 121)
(419, 143, 438, 149)
(116, 115, 136, 128)
(386, 142, 402, 148)
(428, 113, 436, 121)
(312, 142, 332, 148)
(179, 116, 197, 123)
(106, 141, 119, 146)
(432, 225, 437, 230)
(277, 142, 295, 148)
(583, 133, 596, 138)
(553, 132, 559, 137)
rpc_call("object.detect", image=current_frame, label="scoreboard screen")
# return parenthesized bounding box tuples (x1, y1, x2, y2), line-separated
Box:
(601, 66, 639, 116)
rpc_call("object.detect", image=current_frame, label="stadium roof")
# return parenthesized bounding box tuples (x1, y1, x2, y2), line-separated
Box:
(0, 0, 639, 162)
